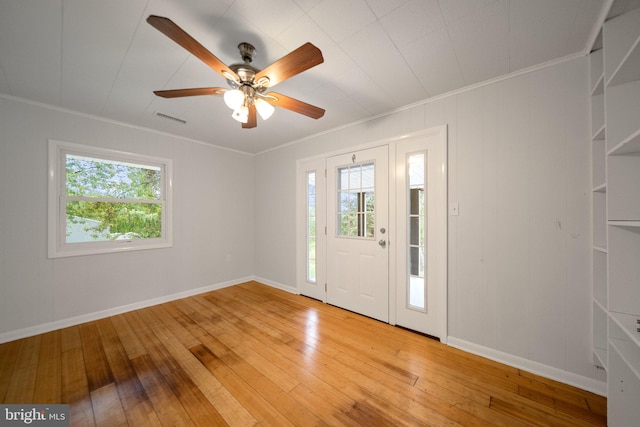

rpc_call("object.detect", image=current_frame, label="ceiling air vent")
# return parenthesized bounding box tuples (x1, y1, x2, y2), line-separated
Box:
(155, 111, 187, 124)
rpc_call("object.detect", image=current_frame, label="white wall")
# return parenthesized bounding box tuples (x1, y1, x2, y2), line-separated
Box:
(0, 55, 601, 392)
(254, 57, 602, 387)
(0, 96, 255, 339)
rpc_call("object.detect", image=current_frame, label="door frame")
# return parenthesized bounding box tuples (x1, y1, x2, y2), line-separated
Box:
(296, 126, 448, 342)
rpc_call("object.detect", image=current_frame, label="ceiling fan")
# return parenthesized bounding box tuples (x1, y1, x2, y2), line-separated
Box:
(147, 15, 325, 129)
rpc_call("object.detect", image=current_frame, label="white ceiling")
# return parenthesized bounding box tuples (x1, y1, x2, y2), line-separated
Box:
(0, 0, 608, 154)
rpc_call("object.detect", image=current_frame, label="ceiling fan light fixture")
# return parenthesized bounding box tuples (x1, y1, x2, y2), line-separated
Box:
(254, 98, 275, 120)
(232, 105, 249, 123)
(148, 16, 325, 128)
(224, 89, 244, 110)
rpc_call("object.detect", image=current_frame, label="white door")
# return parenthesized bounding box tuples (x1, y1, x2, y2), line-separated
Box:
(395, 129, 447, 338)
(326, 146, 389, 322)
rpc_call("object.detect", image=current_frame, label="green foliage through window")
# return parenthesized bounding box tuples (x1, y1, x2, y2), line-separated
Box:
(65, 154, 163, 242)
(337, 162, 375, 238)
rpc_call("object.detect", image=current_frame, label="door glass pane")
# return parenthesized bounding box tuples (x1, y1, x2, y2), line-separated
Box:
(337, 161, 375, 238)
(407, 152, 426, 311)
(307, 171, 316, 283)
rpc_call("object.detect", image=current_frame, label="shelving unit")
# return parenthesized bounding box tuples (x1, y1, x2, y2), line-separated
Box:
(594, 6, 640, 425)
(590, 46, 608, 372)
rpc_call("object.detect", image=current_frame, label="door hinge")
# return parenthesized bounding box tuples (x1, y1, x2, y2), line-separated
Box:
(324, 283, 327, 292)
(325, 225, 327, 235)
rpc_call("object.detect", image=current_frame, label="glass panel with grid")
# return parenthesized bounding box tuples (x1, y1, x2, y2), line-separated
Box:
(408, 152, 426, 310)
(336, 162, 375, 238)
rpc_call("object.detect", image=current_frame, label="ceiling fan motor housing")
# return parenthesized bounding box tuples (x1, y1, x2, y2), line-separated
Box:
(227, 43, 270, 92)
(238, 42, 255, 63)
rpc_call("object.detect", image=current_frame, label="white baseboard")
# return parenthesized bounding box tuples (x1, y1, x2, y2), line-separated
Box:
(447, 337, 607, 396)
(250, 275, 299, 294)
(4, 279, 605, 398)
(0, 276, 253, 344)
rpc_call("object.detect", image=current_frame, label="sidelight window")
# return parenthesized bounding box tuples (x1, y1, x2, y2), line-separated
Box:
(407, 152, 426, 310)
(306, 171, 317, 283)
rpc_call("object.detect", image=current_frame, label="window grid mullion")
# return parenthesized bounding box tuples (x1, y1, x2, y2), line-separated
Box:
(64, 195, 162, 204)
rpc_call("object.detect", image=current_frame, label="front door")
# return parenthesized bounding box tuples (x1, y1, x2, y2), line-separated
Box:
(326, 146, 389, 322)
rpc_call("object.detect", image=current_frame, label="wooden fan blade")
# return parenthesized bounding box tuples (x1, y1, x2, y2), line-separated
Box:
(254, 43, 323, 88)
(265, 92, 325, 119)
(242, 104, 257, 128)
(147, 15, 239, 82)
(154, 87, 226, 98)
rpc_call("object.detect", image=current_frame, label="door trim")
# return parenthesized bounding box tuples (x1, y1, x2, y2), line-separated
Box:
(296, 126, 448, 342)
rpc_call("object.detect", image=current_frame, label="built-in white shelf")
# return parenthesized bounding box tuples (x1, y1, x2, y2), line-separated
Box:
(608, 128, 640, 155)
(608, 225, 640, 317)
(605, 81, 640, 152)
(608, 344, 640, 426)
(594, 347, 608, 370)
(609, 220, 640, 227)
(607, 155, 640, 221)
(604, 7, 640, 86)
(607, 38, 640, 87)
(610, 338, 640, 380)
(592, 124, 606, 141)
(605, 8, 640, 88)
(592, 75, 604, 96)
(611, 311, 640, 349)
(592, 93, 606, 140)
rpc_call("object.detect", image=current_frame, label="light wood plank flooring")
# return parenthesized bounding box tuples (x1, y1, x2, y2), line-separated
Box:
(0, 281, 606, 426)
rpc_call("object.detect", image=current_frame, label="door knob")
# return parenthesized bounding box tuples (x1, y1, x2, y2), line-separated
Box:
(378, 239, 386, 248)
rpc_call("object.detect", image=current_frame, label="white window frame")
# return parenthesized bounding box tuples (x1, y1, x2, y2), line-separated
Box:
(48, 139, 173, 258)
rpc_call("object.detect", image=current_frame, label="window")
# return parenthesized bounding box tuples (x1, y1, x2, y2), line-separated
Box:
(336, 162, 375, 238)
(306, 171, 317, 283)
(407, 152, 426, 310)
(48, 140, 172, 258)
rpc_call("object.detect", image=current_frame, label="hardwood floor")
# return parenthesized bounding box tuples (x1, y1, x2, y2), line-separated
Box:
(0, 281, 606, 426)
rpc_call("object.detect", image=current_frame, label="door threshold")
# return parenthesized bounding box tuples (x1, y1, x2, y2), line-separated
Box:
(394, 325, 440, 342)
